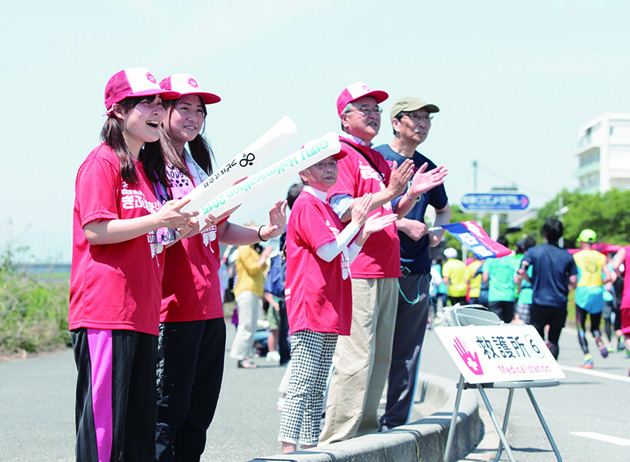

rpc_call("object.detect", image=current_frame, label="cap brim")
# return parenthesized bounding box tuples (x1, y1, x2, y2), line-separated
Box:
(364, 90, 389, 104)
(131, 89, 181, 100)
(395, 103, 440, 116)
(423, 103, 440, 113)
(186, 91, 221, 105)
(333, 151, 347, 161)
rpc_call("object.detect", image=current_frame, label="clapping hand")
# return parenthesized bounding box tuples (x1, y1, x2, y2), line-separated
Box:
(363, 212, 397, 237)
(351, 193, 373, 227)
(408, 164, 448, 199)
(387, 159, 415, 198)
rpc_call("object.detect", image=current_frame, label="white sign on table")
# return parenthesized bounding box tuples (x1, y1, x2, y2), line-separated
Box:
(435, 325, 565, 384)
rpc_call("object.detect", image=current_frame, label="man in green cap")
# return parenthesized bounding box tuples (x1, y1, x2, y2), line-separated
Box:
(573, 229, 612, 368)
(374, 96, 451, 430)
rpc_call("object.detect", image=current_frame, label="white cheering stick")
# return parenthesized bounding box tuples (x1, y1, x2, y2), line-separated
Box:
(197, 132, 341, 224)
(181, 116, 297, 216)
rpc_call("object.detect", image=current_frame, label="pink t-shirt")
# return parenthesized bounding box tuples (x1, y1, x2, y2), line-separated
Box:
(621, 245, 630, 310)
(327, 137, 401, 278)
(69, 144, 166, 336)
(285, 191, 353, 335)
(160, 166, 223, 323)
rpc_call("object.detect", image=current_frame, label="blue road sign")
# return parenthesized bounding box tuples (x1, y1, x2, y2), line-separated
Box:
(459, 192, 530, 212)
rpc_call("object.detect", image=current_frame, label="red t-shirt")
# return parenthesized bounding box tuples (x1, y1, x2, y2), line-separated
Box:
(621, 245, 630, 310)
(160, 166, 223, 323)
(69, 144, 166, 336)
(326, 137, 401, 278)
(285, 191, 353, 335)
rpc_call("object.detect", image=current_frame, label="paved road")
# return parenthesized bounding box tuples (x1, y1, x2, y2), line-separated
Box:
(0, 322, 628, 461)
(465, 326, 630, 462)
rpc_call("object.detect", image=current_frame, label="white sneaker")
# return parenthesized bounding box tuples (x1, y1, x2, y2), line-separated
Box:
(266, 351, 281, 362)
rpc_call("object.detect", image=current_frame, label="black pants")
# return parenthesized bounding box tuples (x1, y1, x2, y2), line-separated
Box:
(277, 299, 291, 365)
(489, 300, 515, 324)
(72, 328, 157, 462)
(576, 305, 602, 355)
(530, 304, 567, 359)
(155, 318, 226, 462)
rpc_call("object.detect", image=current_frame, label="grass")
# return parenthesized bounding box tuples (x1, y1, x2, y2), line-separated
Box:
(0, 252, 70, 357)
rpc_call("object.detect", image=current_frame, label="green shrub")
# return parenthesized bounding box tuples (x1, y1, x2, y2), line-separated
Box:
(0, 252, 70, 356)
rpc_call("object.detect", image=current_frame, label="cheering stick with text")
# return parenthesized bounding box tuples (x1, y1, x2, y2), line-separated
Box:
(194, 132, 341, 224)
(181, 116, 297, 222)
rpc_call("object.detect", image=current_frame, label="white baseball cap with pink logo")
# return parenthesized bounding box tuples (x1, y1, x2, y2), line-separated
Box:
(104, 67, 180, 110)
(336, 82, 389, 116)
(159, 74, 221, 105)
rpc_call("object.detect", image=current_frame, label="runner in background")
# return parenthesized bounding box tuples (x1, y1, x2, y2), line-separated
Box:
(442, 247, 467, 306)
(572, 229, 612, 369)
(514, 236, 536, 324)
(519, 218, 577, 359)
(483, 236, 517, 323)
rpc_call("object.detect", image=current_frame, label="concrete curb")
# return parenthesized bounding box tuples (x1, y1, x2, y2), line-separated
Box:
(251, 373, 481, 462)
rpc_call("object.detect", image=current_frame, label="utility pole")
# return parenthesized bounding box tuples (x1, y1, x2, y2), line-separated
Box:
(555, 197, 570, 248)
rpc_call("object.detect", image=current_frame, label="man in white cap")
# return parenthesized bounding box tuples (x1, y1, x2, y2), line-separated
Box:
(320, 83, 447, 444)
(374, 97, 451, 430)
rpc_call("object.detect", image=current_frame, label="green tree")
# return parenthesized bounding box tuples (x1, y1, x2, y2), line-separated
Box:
(520, 188, 630, 248)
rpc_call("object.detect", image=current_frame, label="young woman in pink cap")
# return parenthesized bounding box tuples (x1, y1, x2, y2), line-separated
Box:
(278, 156, 396, 453)
(69, 67, 198, 462)
(155, 73, 286, 461)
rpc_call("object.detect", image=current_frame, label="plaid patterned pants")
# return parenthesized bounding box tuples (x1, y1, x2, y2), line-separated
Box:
(278, 329, 337, 445)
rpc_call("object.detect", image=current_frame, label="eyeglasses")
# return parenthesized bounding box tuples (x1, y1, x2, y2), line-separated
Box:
(312, 159, 338, 169)
(402, 112, 433, 123)
(346, 105, 383, 116)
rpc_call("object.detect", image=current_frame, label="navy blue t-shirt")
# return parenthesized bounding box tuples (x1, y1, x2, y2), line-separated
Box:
(375, 144, 448, 274)
(523, 243, 577, 308)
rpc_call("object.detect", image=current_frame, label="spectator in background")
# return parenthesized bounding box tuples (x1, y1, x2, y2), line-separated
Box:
(264, 183, 304, 366)
(230, 238, 273, 369)
(483, 236, 517, 323)
(432, 257, 449, 310)
(519, 218, 577, 359)
(442, 247, 467, 305)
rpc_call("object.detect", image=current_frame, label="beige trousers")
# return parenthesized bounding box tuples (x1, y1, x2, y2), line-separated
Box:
(319, 277, 398, 444)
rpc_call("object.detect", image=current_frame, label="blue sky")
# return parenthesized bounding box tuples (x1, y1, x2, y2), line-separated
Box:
(2, 0, 629, 262)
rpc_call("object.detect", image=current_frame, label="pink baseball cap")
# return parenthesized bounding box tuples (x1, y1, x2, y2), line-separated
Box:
(104, 67, 181, 110)
(336, 82, 389, 116)
(159, 74, 221, 105)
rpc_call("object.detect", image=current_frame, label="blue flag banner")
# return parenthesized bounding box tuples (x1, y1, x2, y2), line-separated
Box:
(442, 221, 511, 259)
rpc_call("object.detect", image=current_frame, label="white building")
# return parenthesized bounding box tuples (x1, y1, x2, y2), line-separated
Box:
(573, 113, 630, 194)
